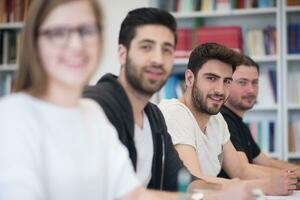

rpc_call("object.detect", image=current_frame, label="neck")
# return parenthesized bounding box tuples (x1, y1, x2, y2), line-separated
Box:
(180, 92, 210, 133)
(118, 75, 150, 128)
(39, 82, 82, 107)
(224, 102, 245, 118)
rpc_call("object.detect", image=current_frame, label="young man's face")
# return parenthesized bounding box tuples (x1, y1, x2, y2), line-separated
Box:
(226, 65, 259, 111)
(119, 24, 175, 96)
(190, 59, 233, 115)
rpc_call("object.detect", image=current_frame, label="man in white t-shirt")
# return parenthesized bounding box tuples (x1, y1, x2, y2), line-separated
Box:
(159, 43, 298, 196)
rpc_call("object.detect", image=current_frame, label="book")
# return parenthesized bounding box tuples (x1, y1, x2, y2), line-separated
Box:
(288, 122, 296, 153)
(175, 28, 193, 58)
(196, 26, 243, 52)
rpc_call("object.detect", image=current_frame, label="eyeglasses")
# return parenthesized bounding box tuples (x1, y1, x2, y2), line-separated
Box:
(38, 25, 101, 47)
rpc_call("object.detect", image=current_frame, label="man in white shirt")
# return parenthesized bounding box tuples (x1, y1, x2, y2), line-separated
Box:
(84, 7, 253, 200)
(159, 43, 298, 196)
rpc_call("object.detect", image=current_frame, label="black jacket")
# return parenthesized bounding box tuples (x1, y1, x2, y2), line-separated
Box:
(83, 73, 188, 191)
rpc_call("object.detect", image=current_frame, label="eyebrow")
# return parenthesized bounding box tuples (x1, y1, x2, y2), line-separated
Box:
(204, 73, 233, 81)
(138, 39, 175, 49)
(236, 78, 258, 81)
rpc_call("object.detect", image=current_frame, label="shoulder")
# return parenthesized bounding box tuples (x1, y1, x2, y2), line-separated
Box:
(0, 93, 32, 116)
(158, 99, 191, 118)
(209, 113, 230, 136)
(210, 113, 228, 125)
(79, 98, 110, 120)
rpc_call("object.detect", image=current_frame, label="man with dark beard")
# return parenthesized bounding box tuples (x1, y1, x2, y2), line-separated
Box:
(218, 55, 300, 188)
(159, 43, 298, 195)
(83, 7, 263, 200)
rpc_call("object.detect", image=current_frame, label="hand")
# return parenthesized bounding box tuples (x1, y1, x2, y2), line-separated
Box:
(287, 167, 300, 190)
(217, 179, 252, 200)
(267, 169, 297, 195)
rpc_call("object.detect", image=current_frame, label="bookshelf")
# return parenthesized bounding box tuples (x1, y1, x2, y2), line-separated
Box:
(156, 0, 300, 161)
(0, 0, 30, 97)
(282, 0, 300, 161)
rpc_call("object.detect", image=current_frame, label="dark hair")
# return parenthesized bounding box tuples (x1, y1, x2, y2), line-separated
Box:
(238, 54, 260, 74)
(118, 7, 177, 49)
(14, 0, 103, 95)
(187, 43, 243, 75)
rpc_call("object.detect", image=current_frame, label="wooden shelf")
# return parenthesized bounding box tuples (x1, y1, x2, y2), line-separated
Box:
(288, 153, 300, 159)
(174, 58, 189, 66)
(288, 104, 300, 110)
(267, 152, 280, 159)
(285, 6, 300, 12)
(172, 7, 277, 19)
(0, 22, 23, 29)
(287, 54, 300, 61)
(250, 104, 278, 111)
(0, 64, 18, 72)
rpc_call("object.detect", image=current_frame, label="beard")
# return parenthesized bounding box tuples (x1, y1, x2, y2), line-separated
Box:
(228, 94, 257, 111)
(191, 83, 226, 115)
(124, 55, 170, 97)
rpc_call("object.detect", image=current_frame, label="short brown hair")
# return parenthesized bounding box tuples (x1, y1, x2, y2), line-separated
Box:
(13, 0, 103, 95)
(187, 43, 243, 76)
(238, 54, 260, 74)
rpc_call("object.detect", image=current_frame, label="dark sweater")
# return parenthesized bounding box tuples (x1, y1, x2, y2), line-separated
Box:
(83, 73, 190, 191)
(218, 106, 261, 179)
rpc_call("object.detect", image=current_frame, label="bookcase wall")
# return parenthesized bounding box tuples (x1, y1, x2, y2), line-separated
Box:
(282, 0, 300, 161)
(0, 0, 31, 98)
(157, 0, 300, 161)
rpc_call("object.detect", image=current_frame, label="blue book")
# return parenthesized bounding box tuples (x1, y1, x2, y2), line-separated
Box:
(268, 69, 277, 103)
(269, 121, 275, 152)
(164, 75, 179, 99)
(288, 24, 297, 54)
(296, 24, 300, 53)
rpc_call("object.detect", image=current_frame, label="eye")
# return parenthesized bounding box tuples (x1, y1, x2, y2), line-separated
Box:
(237, 80, 247, 86)
(252, 80, 259, 87)
(79, 26, 99, 37)
(162, 46, 174, 55)
(224, 79, 232, 85)
(140, 44, 152, 51)
(207, 76, 217, 81)
(47, 28, 68, 39)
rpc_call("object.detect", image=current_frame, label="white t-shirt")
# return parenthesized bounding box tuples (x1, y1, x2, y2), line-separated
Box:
(159, 99, 230, 176)
(134, 112, 153, 187)
(0, 93, 140, 200)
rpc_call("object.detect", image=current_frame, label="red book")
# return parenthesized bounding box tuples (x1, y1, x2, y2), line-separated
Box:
(196, 26, 243, 52)
(175, 28, 193, 58)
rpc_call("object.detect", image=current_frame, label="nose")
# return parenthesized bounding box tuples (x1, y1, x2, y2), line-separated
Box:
(66, 32, 84, 50)
(214, 81, 225, 95)
(246, 83, 256, 94)
(151, 47, 163, 66)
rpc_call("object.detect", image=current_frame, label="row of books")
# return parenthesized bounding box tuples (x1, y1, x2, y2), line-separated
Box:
(0, 30, 21, 65)
(160, 68, 277, 106)
(245, 120, 276, 153)
(160, 75, 186, 100)
(246, 26, 277, 56)
(287, 72, 300, 104)
(256, 69, 277, 106)
(287, 0, 300, 6)
(158, 0, 276, 12)
(175, 25, 277, 58)
(288, 121, 300, 153)
(0, 0, 31, 23)
(288, 24, 300, 54)
(0, 73, 13, 97)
